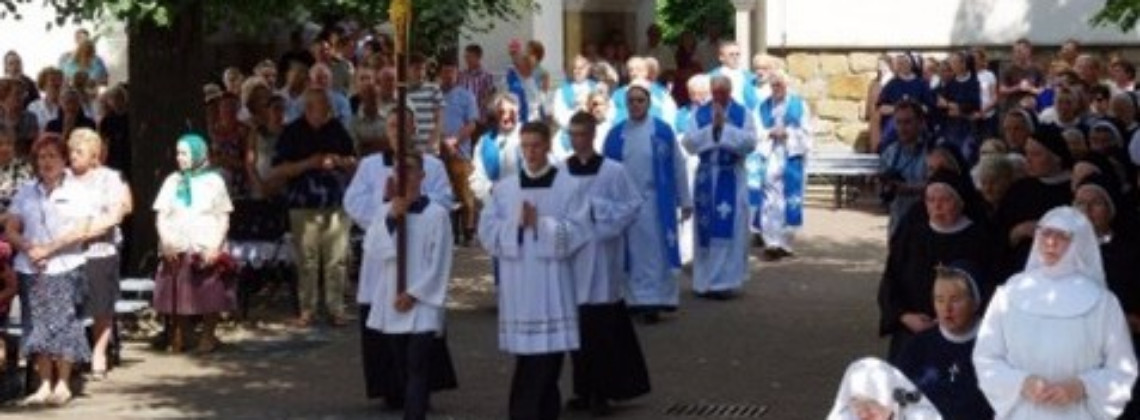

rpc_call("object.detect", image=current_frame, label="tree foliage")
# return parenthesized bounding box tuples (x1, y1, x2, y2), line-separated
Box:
(655, 0, 733, 44)
(0, 0, 534, 56)
(1091, 0, 1140, 32)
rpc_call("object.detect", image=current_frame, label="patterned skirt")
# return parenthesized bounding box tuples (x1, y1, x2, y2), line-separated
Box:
(153, 254, 236, 315)
(22, 269, 91, 363)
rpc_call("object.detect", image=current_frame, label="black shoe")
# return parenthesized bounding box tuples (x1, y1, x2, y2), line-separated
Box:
(702, 290, 736, 301)
(751, 235, 766, 248)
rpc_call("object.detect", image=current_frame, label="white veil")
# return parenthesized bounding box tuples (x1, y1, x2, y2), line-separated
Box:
(1008, 206, 1106, 317)
(826, 357, 942, 420)
(1024, 206, 1105, 288)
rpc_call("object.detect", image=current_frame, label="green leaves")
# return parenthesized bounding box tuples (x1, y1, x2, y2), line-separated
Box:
(655, 0, 733, 43)
(1091, 0, 1140, 32)
(0, 0, 535, 57)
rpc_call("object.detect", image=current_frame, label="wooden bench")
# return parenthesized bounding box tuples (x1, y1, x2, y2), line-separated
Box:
(806, 152, 881, 208)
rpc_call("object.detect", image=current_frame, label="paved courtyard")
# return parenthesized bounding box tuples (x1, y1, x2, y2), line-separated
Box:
(6, 203, 890, 419)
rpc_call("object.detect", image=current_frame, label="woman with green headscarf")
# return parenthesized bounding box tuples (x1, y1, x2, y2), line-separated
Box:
(153, 134, 234, 353)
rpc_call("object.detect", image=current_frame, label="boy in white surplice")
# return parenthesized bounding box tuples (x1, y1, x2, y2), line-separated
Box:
(479, 122, 592, 420)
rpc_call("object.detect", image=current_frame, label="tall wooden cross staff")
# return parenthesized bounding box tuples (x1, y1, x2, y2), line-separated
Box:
(390, 0, 412, 293)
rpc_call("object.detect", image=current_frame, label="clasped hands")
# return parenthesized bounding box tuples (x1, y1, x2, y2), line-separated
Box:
(1021, 375, 1086, 406)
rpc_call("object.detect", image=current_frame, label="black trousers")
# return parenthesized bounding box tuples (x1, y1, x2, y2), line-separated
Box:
(510, 353, 565, 420)
(388, 333, 435, 420)
(358, 304, 389, 400)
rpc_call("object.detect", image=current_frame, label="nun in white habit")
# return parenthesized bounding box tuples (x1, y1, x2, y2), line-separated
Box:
(826, 357, 942, 420)
(973, 206, 1138, 420)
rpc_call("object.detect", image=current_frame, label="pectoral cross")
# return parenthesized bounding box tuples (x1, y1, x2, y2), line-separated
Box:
(948, 363, 960, 383)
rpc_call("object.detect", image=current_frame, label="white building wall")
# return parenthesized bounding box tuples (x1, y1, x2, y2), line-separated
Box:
(460, 7, 535, 80)
(0, 7, 128, 83)
(764, 0, 1140, 49)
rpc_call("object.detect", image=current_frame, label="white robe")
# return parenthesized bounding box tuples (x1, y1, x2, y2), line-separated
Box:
(612, 119, 692, 308)
(683, 110, 758, 293)
(342, 153, 454, 229)
(478, 167, 592, 354)
(755, 96, 812, 250)
(973, 279, 1137, 420)
(469, 129, 521, 202)
(363, 200, 453, 334)
(560, 158, 643, 305)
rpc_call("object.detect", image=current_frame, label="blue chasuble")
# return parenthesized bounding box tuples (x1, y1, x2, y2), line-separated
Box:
(692, 101, 747, 248)
(749, 95, 806, 228)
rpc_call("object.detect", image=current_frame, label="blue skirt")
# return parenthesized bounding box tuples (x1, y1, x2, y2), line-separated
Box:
(22, 269, 91, 363)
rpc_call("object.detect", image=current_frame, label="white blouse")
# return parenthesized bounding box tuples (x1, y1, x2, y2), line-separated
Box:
(153, 172, 233, 254)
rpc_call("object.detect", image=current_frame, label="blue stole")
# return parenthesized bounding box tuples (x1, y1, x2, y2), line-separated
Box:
(749, 95, 807, 228)
(603, 118, 682, 268)
(693, 101, 747, 248)
(560, 80, 596, 110)
(675, 106, 693, 135)
(506, 68, 542, 122)
(479, 129, 518, 181)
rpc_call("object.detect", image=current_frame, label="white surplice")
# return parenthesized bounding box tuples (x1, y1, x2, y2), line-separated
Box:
(683, 108, 758, 293)
(560, 157, 643, 304)
(363, 200, 453, 334)
(611, 119, 692, 308)
(755, 95, 812, 250)
(343, 153, 454, 229)
(469, 128, 521, 202)
(973, 207, 1138, 420)
(478, 166, 592, 355)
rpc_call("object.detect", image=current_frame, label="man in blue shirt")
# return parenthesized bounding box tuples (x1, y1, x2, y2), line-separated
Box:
(439, 56, 480, 244)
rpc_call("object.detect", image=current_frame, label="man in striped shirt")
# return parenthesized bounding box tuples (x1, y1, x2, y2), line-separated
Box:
(407, 53, 444, 154)
(459, 44, 495, 118)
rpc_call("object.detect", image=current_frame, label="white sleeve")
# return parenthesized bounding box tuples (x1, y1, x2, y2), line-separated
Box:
(407, 207, 453, 307)
(1078, 294, 1138, 419)
(552, 87, 576, 128)
(469, 152, 493, 203)
(589, 164, 644, 240)
(424, 156, 455, 209)
(344, 158, 385, 228)
(531, 186, 593, 259)
(973, 287, 1030, 419)
(477, 182, 521, 259)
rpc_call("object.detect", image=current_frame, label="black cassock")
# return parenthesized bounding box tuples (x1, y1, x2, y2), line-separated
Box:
(1103, 234, 1140, 420)
(358, 307, 458, 405)
(878, 218, 995, 362)
(992, 176, 1072, 280)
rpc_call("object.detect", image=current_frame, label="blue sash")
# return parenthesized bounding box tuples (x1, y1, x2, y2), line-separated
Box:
(693, 101, 747, 248)
(675, 106, 692, 135)
(603, 118, 682, 268)
(479, 130, 503, 180)
(560, 81, 595, 110)
(506, 68, 543, 122)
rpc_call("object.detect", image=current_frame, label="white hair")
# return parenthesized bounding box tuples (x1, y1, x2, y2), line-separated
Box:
(687, 74, 710, 92)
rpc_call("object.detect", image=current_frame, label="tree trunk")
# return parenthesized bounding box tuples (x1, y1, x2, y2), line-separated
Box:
(125, 3, 205, 275)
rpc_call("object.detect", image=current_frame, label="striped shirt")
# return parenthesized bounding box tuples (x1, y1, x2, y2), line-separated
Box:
(406, 83, 444, 153)
(459, 67, 495, 112)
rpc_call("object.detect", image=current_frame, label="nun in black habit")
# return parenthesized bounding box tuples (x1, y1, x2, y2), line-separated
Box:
(878, 170, 996, 362)
(992, 123, 1074, 281)
(1074, 173, 1140, 420)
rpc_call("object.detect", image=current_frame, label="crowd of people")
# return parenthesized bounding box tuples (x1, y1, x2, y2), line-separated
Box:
(2, 17, 1140, 420)
(830, 38, 1140, 420)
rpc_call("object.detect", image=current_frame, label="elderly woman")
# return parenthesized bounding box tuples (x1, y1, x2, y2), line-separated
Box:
(974, 206, 1138, 419)
(992, 125, 1074, 280)
(154, 134, 234, 353)
(879, 170, 994, 361)
(1001, 108, 1037, 155)
(470, 92, 523, 202)
(68, 128, 132, 378)
(973, 155, 1021, 217)
(6, 136, 97, 405)
(0, 129, 32, 213)
(896, 262, 994, 419)
(45, 88, 96, 140)
(1074, 174, 1140, 418)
